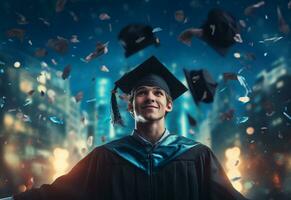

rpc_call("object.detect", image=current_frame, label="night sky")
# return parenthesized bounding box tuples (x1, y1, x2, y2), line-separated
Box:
(0, 0, 291, 111)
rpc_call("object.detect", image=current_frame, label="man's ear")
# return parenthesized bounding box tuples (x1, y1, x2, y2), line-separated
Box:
(165, 101, 173, 112)
(127, 102, 133, 114)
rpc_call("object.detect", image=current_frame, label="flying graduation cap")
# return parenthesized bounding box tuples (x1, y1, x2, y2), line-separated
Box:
(183, 68, 218, 105)
(118, 24, 160, 58)
(178, 8, 241, 56)
(200, 8, 241, 56)
(111, 56, 188, 126)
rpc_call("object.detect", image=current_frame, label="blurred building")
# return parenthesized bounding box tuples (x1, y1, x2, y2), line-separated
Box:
(239, 57, 291, 200)
(0, 51, 84, 197)
(208, 77, 248, 194)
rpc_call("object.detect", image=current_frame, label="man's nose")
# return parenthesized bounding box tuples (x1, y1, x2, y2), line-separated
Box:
(145, 91, 155, 101)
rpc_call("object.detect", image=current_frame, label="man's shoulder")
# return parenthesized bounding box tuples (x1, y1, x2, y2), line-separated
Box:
(170, 135, 213, 159)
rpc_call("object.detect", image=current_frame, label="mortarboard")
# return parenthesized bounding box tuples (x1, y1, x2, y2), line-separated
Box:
(200, 8, 241, 56)
(111, 56, 188, 126)
(118, 24, 160, 58)
(183, 68, 217, 105)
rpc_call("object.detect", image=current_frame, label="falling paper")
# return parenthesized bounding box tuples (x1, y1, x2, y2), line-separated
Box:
(283, 107, 291, 120)
(0, 97, 5, 108)
(152, 27, 163, 33)
(259, 36, 283, 44)
(23, 99, 32, 107)
(99, 13, 111, 20)
(56, 0, 67, 12)
(86, 98, 96, 103)
(231, 177, 241, 182)
(49, 116, 64, 124)
(100, 65, 109, 72)
(277, 6, 290, 34)
(236, 116, 249, 124)
(237, 75, 252, 100)
(87, 136, 94, 147)
(244, 1, 265, 16)
(178, 28, 203, 46)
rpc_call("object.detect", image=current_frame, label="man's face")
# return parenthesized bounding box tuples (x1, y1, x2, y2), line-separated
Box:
(128, 86, 173, 122)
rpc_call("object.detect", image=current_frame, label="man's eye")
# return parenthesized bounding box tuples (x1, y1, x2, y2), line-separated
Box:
(137, 91, 146, 95)
(155, 91, 163, 96)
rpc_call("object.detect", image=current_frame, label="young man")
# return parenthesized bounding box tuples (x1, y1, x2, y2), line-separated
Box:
(2, 56, 248, 200)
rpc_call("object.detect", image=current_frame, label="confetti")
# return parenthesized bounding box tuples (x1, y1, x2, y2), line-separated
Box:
(236, 116, 249, 124)
(237, 75, 252, 98)
(85, 42, 108, 62)
(86, 98, 96, 103)
(235, 160, 240, 166)
(238, 96, 250, 103)
(0, 97, 5, 108)
(220, 109, 235, 121)
(47, 37, 69, 54)
(233, 33, 243, 43)
(22, 114, 31, 122)
(231, 177, 241, 182)
(174, 10, 187, 23)
(223, 72, 238, 82)
(277, 6, 290, 34)
(218, 87, 227, 93)
(49, 116, 64, 124)
(34, 48, 48, 57)
(152, 27, 163, 33)
(23, 99, 32, 107)
(239, 20, 247, 28)
(178, 28, 203, 46)
(87, 136, 94, 147)
(38, 18, 50, 26)
(51, 58, 58, 66)
(283, 107, 291, 120)
(99, 13, 111, 20)
(259, 36, 283, 44)
(244, 52, 256, 61)
(233, 52, 241, 58)
(244, 1, 265, 16)
(56, 0, 67, 12)
(61, 64, 72, 80)
(70, 35, 80, 43)
(6, 28, 25, 42)
(74, 91, 83, 102)
(16, 12, 28, 25)
(100, 65, 109, 72)
(69, 11, 79, 22)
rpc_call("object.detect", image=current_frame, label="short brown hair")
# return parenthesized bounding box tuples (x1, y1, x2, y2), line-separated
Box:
(128, 90, 173, 104)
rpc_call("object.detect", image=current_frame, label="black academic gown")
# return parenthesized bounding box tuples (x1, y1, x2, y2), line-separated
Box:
(13, 133, 249, 200)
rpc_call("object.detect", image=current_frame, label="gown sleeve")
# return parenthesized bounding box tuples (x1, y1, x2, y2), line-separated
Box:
(13, 147, 102, 200)
(203, 146, 250, 200)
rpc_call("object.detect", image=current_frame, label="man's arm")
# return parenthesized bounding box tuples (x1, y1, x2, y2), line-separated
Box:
(11, 147, 101, 200)
(203, 146, 250, 200)
(0, 197, 13, 200)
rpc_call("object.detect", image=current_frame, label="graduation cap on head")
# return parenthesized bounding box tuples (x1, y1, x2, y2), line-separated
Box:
(111, 56, 188, 126)
(200, 8, 240, 56)
(183, 68, 217, 105)
(118, 24, 160, 58)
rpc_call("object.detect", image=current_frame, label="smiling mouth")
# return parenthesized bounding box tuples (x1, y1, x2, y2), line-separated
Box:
(142, 106, 158, 109)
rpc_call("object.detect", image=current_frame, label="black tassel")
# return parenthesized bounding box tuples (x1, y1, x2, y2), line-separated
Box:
(111, 85, 125, 126)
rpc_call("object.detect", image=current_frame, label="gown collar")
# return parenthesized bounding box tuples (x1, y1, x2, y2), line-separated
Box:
(104, 129, 199, 175)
